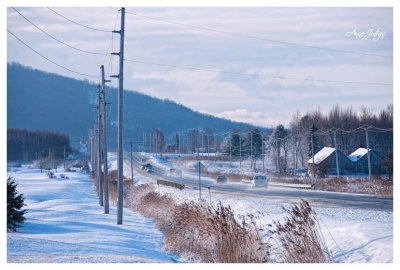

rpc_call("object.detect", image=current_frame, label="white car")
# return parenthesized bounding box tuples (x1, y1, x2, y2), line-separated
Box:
(168, 168, 176, 176)
(252, 175, 268, 187)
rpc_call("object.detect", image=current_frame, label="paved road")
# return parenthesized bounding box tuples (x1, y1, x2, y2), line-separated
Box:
(125, 152, 393, 212)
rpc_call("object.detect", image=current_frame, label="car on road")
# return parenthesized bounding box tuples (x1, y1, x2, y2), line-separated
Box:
(141, 163, 152, 170)
(252, 175, 268, 187)
(216, 175, 227, 183)
(145, 166, 154, 173)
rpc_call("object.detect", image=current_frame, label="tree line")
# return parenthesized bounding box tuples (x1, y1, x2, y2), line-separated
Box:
(287, 104, 393, 170)
(7, 128, 71, 162)
(216, 104, 392, 174)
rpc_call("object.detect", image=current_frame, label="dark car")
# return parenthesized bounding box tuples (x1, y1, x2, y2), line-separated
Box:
(216, 175, 227, 183)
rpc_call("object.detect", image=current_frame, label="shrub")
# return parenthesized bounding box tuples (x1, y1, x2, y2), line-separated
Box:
(268, 200, 331, 263)
(46, 171, 55, 178)
(7, 176, 27, 232)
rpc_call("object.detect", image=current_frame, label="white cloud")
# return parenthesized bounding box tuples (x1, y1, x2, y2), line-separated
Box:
(7, 7, 393, 128)
(215, 109, 288, 127)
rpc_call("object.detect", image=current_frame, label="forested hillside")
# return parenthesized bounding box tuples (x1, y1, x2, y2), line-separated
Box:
(7, 63, 262, 150)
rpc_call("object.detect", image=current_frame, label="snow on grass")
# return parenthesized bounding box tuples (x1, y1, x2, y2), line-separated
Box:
(7, 166, 178, 263)
(153, 179, 393, 263)
(72, 153, 392, 263)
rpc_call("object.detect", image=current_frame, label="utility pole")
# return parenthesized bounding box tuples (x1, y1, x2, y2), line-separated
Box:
(334, 129, 340, 178)
(97, 85, 103, 207)
(229, 133, 232, 166)
(239, 133, 242, 169)
(63, 145, 66, 171)
(292, 135, 295, 173)
(130, 141, 134, 182)
(311, 132, 315, 185)
(88, 128, 92, 171)
(149, 133, 152, 154)
(251, 132, 253, 170)
(365, 127, 371, 180)
(155, 133, 158, 156)
(101, 65, 110, 214)
(111, 7, 125, 225)
(207, 134, 209, 156)
(276, 139, 280, 172)
(214, 134, 216, 160)
(198, 156, 201, 200)
(262, 133, 265, 171)
(201, 131, 204, 156)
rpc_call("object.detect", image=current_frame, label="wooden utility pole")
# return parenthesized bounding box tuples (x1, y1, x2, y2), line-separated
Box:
(97, 85, 103, 207)
(130, 141, 134, 182)
(311, 132, 315, 187)
(239, 133, 242, 169)
(365, 127, 371, 180)
(63, 145, 66, 171)
(262, 132, 264, 171)
(292, 135, 296, 173)
(229, 133, 232, 166)
(115, 7, 125, 224)
(251, 132, 253, 169)
(334, 129, 340, 178)
(276, 139, 280, 172)
(101, 65, 110, 214)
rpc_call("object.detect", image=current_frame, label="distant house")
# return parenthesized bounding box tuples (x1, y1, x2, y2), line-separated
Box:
(307, 147, 353, 176)
(348, 148, 383, 174)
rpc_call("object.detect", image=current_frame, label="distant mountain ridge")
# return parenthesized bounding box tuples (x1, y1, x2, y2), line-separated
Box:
(7, 63, 266, 150)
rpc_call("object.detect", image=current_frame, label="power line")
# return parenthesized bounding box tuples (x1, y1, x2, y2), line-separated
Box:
(8, 29, 100, 78)
(47, 7, 113, 33)
(124, 9, 392, 59)
(12, 7, 109, 56)
(124, 58, 392, 86)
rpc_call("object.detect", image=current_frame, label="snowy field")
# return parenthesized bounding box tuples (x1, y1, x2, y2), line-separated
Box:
(6, 153, 393, 263)
(7, 167, 178, 263)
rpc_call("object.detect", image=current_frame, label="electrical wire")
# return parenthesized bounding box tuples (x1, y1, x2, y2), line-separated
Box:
(124, 9, 392, 59)
(124, 58, 392, 86)
(12, 7, 109, 56)
(47, 7, 113, 32)
(8, 29, 100, 78)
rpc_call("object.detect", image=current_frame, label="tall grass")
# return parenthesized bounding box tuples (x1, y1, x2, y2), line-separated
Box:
(101, 174, 329, 263)
(125, 184, 269, 263)
(268, 200, 331, 263)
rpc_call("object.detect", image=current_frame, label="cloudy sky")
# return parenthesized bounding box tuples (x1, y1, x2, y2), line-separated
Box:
(7, 6, 393, 128)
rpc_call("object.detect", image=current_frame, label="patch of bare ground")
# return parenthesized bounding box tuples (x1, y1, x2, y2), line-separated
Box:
(315, 176, 392, 196)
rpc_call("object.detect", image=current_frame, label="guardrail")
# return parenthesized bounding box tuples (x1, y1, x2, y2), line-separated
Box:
(157, 179, 185, 190)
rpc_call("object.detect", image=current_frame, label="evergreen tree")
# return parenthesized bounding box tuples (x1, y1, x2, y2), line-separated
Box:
(7, 176, 26, 232)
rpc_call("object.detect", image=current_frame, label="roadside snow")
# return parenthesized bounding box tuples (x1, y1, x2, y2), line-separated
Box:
(7, 167, 177, 263)
(135, 153, 393, 263)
